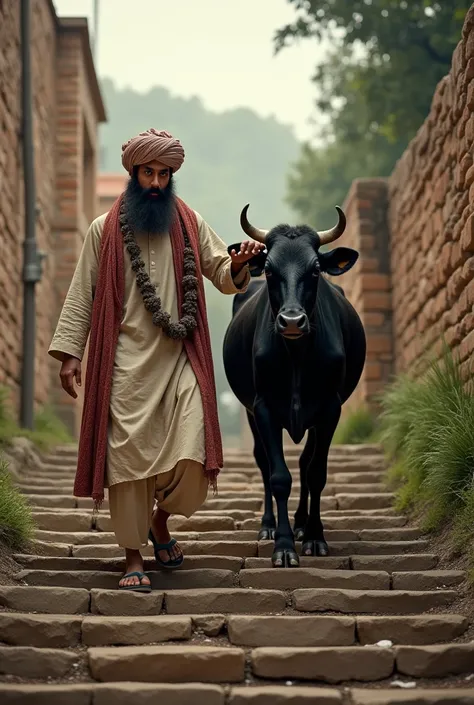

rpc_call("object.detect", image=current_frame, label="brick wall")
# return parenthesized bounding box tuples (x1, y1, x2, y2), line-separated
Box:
(0, 0, 57, 407)
(0, 1, 105, 433)
(387, 7, 474, 381)
(333, 6, 474, 414)
(329, 179, 393, 413)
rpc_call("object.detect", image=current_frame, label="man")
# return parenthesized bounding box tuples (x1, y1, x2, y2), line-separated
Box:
(49, 128, 263, 591)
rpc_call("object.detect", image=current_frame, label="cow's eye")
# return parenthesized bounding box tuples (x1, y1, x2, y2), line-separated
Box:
(312, 269, 320, 278)
(264, 269, 272, 278)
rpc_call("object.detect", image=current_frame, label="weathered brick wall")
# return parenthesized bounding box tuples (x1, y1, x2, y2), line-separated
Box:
(388, 7, 474, 381)
(0, 1, 105, 434)
(331, 179, 392, 413)
(0, 0, 57, 408)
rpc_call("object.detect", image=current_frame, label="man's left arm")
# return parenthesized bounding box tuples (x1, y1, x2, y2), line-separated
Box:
(196, 212, 262, 294)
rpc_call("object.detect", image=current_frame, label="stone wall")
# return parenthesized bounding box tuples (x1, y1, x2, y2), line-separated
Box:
(0, 0, 57, 407)
(0, 1, 105, 433)
(332, 7, 474, 414)
(388, 7, 474, 382)
(333, 180, 392, 414)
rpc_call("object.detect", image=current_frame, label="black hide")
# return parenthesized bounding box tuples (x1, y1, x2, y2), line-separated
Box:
(223, 226, 366, 567)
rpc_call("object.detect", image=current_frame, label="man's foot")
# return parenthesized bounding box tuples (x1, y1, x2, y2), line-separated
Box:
(150, 508, 183, 565)
(119, 550, 151, 590)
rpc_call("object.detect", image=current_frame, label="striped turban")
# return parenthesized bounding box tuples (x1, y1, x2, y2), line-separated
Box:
(121, 128, 185, 174)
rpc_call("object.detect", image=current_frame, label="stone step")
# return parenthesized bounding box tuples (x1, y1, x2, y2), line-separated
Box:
(245, 554, 439, 571)
(0, 644, 247, 683)
(229, 613, 469, 647)
(240, 516, 407, 530)
(18, 565, 441, 592)
(239, 568, 391, 590)
(0, 611, 468, 650)
(0, 683, 228, 705)
(0, 645, 85, 679)
(394, 642, 474, 677)
(68, 539, 431, 560)
(334, 493, 394, 510)
(350, 690, 474, 705)
(250, 643, 474, 682)
(203, 498, 264, 511)
(160, 588, 288, 616)
(83, 615, 193, 646)
(31, 511, 94, 532)
(356, 614, 469, 645)
(391, 570, 466, 590)
(0, 585, 91, 614)
(16, 568, 237, 591)
(14, 554, 244, 572)
(323, 509, 397, 516)
(19, 550, 441, 574)
(293, 588, 456, 614)
(88, 644, 247, 682)
(251, 645, 395, 682)
(257, 540, 431, 557)
(350, 554, 439, 571)
(332, 471, 386, 483)
(3, 685, 474, 705)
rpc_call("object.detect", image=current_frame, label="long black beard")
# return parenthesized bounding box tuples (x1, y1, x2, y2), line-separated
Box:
(124, 174, 176, 234)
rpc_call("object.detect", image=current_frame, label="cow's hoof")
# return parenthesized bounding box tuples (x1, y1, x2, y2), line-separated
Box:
(272, 550, 300, 568)
(302, 540, 329, 557)
(294, 527, 305, 541)
(258, 528, 275, 541)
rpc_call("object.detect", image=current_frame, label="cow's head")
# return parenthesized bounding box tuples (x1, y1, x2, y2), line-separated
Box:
(229, 205, 359, 340)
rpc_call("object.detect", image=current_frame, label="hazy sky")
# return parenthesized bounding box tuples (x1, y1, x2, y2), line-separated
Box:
(53, 0, 326, 142)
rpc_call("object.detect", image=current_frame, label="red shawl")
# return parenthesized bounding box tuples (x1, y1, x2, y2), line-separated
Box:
(73, 195, 223, 504)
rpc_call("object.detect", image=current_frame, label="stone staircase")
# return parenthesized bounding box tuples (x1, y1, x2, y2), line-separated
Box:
(1, 443, 473, 704)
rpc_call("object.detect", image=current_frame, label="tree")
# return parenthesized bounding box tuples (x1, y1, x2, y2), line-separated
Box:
(276, 1, 468, 224)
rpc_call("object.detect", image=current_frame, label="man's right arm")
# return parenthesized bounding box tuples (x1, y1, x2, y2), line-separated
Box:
(48, 216, 103, 398)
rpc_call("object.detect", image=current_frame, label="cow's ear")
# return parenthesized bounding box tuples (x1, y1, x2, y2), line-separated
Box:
(227, 243, 268, 278)
(319, 247, 359, 276)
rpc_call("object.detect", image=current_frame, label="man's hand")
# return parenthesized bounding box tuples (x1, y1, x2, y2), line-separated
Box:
(230, 240, 265, 273)
(60, 356, 82, 399)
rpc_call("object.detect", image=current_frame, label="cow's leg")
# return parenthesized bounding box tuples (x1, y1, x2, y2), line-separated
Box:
(294, 429, 316, 541)
(254, 399, 299, 568)
(302, 399, 341, 557)
(247, 411, 275, 540)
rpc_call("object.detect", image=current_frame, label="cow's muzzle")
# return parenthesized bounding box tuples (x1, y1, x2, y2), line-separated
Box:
(276, 310, 310, 339)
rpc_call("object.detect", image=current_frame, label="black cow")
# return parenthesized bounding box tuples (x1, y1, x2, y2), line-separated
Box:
(223, 205, 366, 567)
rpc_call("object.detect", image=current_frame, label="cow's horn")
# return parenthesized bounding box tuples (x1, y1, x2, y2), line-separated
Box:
(317, 206, 346, 246)
(240, 204, 267, 244)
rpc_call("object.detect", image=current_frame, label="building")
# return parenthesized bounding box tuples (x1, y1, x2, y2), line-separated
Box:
(0, 0, 106, 435)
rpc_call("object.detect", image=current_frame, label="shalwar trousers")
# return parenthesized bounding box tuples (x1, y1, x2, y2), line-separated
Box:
(108, 459, 208, 549)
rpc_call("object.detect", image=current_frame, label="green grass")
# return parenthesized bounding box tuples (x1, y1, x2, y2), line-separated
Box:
(0, 457, 35, 550)
(333, 405, 378, 445)
(379, 345, 474, 581)
(0, 386, 73, 452)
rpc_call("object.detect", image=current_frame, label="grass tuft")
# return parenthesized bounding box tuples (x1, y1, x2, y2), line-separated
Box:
(332, 405, 377, 445)
(0, 457, 35, 550)
(379, 344, 474, 583)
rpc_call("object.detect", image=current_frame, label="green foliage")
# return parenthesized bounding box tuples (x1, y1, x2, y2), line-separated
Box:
(0, 387, 73, 452)
(332, 405, 377, 445)
(99, 79, 301, 438)
(276, 1, 468, 225)
(0, 458, 35, 550)
(379, 348, 474, 546)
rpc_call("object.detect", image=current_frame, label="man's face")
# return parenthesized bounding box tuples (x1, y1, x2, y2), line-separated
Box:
(125, 159, 175, 234)
(137, 160, 171, 193)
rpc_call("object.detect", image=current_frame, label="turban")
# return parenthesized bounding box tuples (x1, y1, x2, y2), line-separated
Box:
(121, 128, 185, 174)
